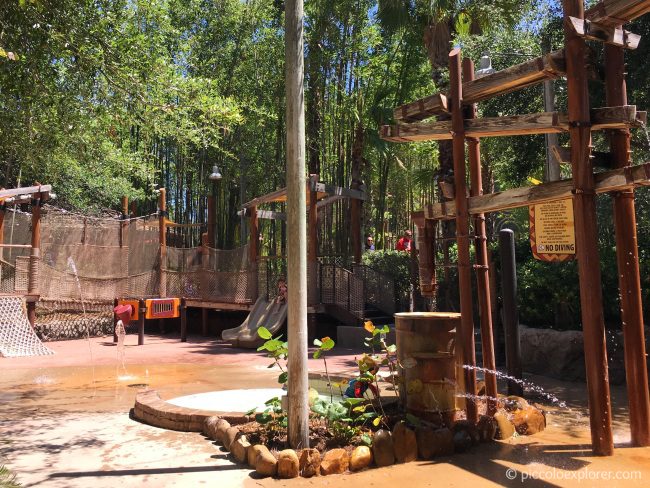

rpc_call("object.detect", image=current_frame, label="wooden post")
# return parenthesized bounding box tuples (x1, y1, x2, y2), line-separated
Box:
(308, 175, 318, 305)
(605, 40, 650, 447)
(449, 48, 478, 424)
(202, 308, 209, 336)
(207, 195, 216, 248)
(499, 229, 524, 397)
(138, 299, 145, 346)
(463, 58, 498, 416)
(27, 190, 42, 327)
(158, 188, 167, 298)
(0, 197, 5, 265)
(180, 298, 187, 342)
(113, 298, 119, 343)
(563, 0, 613, 456)
(285, 0, 310, 449)
(249, 206, 259, 264)
(120, 196, 128, 248)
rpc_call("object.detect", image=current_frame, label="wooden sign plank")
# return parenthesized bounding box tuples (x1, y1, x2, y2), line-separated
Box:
(586, 0, 650, 26)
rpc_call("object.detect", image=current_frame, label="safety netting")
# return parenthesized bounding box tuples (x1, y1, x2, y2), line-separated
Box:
(0, 296, 54, 357)
(1, 206, 256, 341)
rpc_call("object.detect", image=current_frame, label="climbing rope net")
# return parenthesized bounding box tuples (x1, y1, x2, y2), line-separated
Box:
(0, 296, 53, 357)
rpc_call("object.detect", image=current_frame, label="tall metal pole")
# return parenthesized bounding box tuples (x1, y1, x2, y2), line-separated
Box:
(449, 48, 478, 424)
(285, 0, 309, 449)
(498, 229, 523, 397)
(604, 40, 650, 447)
(562, 0, 613, 456)
(463, 58, 497, 416)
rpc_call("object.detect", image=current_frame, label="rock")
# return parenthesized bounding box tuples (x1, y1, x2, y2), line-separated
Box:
(320, 448, 349, 475)
(299, 448, 321, 478)
(372, 429, 395, 467)
(504, 395, 529, 412)
(392, 422, 418, 463)
(415, 426, 436, 459)
(494, 410, 515, 440)
(230, 435, 250, 463)
(511, 405, 546, 435)
(254, 445, 278, 477)
(215, 419, 231, 445)
(203, 416, 220, 440)
(277, 449, 299, 479)
(349, 446, 372, 472)
(248, 444, 267, 467)
(520, 326, 585, 382)
(477, 415, 497, 442)
(453, 420, 480, 445)
(431, 428, 455, 456)
(223, 426, 240, 451)
(453, 429, 473, 453)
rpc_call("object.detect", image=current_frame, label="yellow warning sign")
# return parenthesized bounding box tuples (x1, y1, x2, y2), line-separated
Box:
(529, 199, 576, 262)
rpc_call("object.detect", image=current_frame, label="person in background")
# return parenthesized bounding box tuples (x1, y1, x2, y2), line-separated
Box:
(365, 234, 375, 251)
(396, 229, 412, 252)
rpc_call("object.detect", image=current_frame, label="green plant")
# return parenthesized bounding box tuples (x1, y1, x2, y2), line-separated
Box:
(245, 396, 287, 439)
(256, 326, 289, 386)
(311, 398, 375, 445)
(312, 336, 335, 401)
(0, 464, 20, 488)
(363, 320, 400, 403)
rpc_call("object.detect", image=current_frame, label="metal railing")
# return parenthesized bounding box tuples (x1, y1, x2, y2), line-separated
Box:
(352, 263, 396, 316)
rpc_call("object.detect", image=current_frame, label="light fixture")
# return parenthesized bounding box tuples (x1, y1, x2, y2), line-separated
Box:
(208, 165, 222, 181)
(475, 54, 496, 78)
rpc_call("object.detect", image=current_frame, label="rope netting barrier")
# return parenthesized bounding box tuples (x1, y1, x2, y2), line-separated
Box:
(1, 206, 255, 341)
(0, 296, 54, 357)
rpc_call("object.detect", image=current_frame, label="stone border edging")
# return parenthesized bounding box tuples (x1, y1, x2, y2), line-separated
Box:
(133, 389, 248, 431)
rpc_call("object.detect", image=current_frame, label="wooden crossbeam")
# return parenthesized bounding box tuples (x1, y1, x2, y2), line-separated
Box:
(567, 16, 641, 48)
(313, 182, 366, 200)
(0, 185, 52, 200)
(316, 195, 346, 209)
(381, 105, 645, 143)
(393, 50, 566, 122)
(420, 162, 650, 220)
(551, 145, 613, 168)
(237, 208, 287, 221)
(586, 0, 650, 26)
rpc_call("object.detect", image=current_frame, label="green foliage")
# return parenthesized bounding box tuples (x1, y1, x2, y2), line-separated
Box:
(0, 464, 20, 488)
(362, 250, 412, 309)
(257, 326, 288, 385)
(310, 397, 377, 444)
(247, 396, 287, 438)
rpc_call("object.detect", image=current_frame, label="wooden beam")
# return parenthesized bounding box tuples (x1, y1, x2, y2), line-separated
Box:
(421, 162, 650, 220)
(381, 105, 645, 142)
(0, 185, 52, 201)
(237, 208, 287, 221)
(586, 0, 650, 26)
(552, 145, 613, 168)
(313, 182, 365, 200)
(315, 195, 345, 209)
(393, 50, 566, 122)
(567, 16, 641, 48)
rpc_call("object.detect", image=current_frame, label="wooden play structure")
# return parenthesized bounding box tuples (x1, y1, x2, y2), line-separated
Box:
(381, 0, 650, 455)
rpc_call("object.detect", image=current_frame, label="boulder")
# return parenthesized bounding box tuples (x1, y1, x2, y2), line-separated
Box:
(520, 326, 585, 381)
(372, 429, 395, 467)
(230, 435, 250, 464)
(203, 416, 220, 440)
(392, 422, 418, 463)
(416, 426, 454, 458)
(299, 448, 321, 478)
(215, 419, 231, 445)
(511, 405, 546, 435)
(504, 396, 529, 412)
(477, 415, 497, 442)
(453, 429, 473, 453)
(277, 449, 299, 479)
(494, 410, 515, 440)
(320, 448, 349, 475)
(223, 426, 240, 451)
(349, 446, 372, 472)
(254, 445, 278, 477)
(248, 444, 267, 468)
(453, 420, 480, 445)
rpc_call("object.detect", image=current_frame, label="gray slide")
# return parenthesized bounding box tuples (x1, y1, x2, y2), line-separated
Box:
(221, 296, 288, 349)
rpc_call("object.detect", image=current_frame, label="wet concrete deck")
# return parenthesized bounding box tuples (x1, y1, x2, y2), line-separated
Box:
(1, 333, 649, 487)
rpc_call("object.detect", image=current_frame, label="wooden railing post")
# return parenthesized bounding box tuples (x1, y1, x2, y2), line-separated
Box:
(605, 39, 650, 447)
(563, 0, 613, 456)
(449, 48, 478, 424)
(27, 188, 42, 327)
